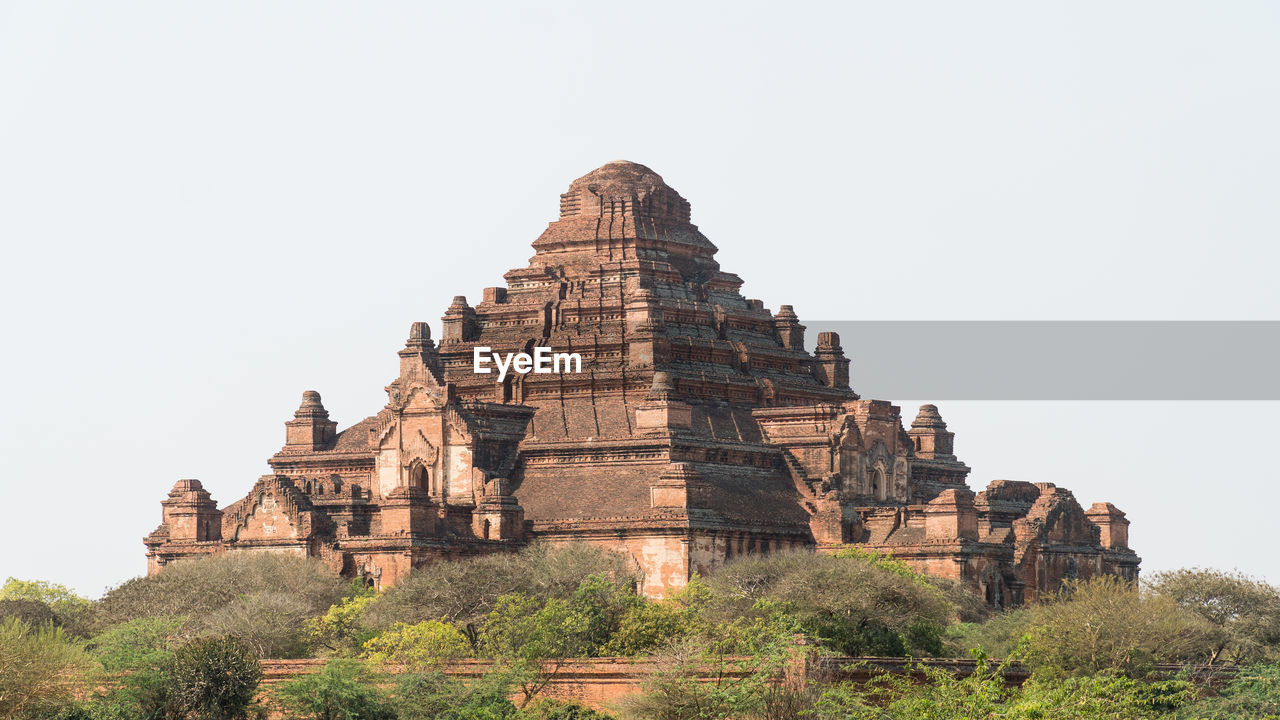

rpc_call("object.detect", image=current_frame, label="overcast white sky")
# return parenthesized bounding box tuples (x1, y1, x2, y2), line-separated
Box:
(1, 2, 1277, 597)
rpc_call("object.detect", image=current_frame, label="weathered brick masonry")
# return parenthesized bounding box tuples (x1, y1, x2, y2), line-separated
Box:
(146, 161, 1139, 605)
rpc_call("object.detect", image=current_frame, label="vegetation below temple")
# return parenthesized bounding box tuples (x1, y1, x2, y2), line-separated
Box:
(4, 545, 1280, 719)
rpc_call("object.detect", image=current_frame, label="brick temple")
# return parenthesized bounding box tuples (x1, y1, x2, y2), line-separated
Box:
(145, 161, 1139, 606)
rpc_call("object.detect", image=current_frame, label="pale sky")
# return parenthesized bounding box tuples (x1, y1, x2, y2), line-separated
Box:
(1, 2, 1277, 597)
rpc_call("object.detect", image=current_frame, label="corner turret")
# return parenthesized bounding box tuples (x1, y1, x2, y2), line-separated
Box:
(285, 391, 338, 451)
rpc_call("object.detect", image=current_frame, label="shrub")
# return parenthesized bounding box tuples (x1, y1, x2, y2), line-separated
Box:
(483, 594, 594, 664)
(88, 615, 188, 672)
(1148, 568, 1280, 665)
(362, 620, 471, 669)
(391, 669, 524, 720)
(274, 659, 394, 720)
(0, 617, 93, 720)
(616, 630, 795, 720)
(810, 659, 1197, 720)
(1017, 575, 1220, 678)
(1, 577, 96, 637)
(195, 591, 317, 658)
(519, 698, 617, 720)
(310, 594, 378, 655)
(1175, 661, 1280, 719)
(365, 542, 634, 629)
(949, 609, 1034, 659)
(0, 598, 59, 626)
(706, 550, 953, 657)
(0, 577, 92, 616)
(168, 637, 263, 720)
(97, 553, 346, 631)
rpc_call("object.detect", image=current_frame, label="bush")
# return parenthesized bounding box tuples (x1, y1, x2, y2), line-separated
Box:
(949, 609, 1034, 659)
(196, 591, 318, 658)
(706, 550, 953, 657)
(310, 594, 378, 656)
(605, 583, 705, 656)
(1148, 568, 1280, 665)
(0, 617, 93, 720)
(616, 630, 795, 720)
(1, 577, 96, 637)
(0, 598, 59, 626)
(1176, 661, 1280, 719)
(810, 659, 1197, 720)
(519, 699, 617, 720)
(274, 659, 394, 720)
(1017, 575, 1220, 678)
(391, 669, 524, 720)
(168, 637, 263, 720)
(362, 620, 471, 669)
(88, 615, 188, 672)
(365, 543, 634, 629)
(97, 554, 346, 632)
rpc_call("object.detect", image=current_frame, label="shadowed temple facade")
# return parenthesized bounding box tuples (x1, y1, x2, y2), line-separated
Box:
(145, 161, 1139, 606)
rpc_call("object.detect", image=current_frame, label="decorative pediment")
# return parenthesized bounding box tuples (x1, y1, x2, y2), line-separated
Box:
(224, 476, 317, 543)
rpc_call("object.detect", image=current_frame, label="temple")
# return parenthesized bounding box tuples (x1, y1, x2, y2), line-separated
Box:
(145, 161, 1139, 606)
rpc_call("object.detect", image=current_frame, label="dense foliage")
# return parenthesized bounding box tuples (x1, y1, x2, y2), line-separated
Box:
(0, 618, 92, 720)
(8, 547, 1280, 719)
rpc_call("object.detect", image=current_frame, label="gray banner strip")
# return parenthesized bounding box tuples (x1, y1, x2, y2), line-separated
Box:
(806, 321, 1280, 400)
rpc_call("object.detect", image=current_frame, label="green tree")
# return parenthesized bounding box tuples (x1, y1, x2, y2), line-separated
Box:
(364, 542, 635, 629)
(1176, 661, 1280, 719)
(0, 599, 58, 627)
(810, 658, 1196, 720)
(1148, 568, 1280, 665)
(88, 616, 188, 672)
(1, 578, 95, 637)
(167, 637, 262, 720)
(97, 554, 345, 632)
(274, 659, 394, 720)
(1018, 575, 1219, 678)
(0, 577, 91, 616)
(391, 669, 525, 720)
(616, 622, 799, 720)
(0, 618, 93, 720)
(361, 620, 471, 669)
(706, 550, 954, 657)
(519, 699, 618, 720)
(310, 594, 378, 656)
(195, 591, 317, 659)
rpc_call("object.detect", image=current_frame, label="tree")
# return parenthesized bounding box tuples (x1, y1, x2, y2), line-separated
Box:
(310, 594, 378, 656)
(274, 659, 394, 720)
(520, 699, 618, 720)
(1176, 661, 1280, 719)
(391, 669, 524, 720)
(706, 550, 954, 657)
(196, 591, 318, 659)
(364, 542, 635, 630)
(1017, 575, 1220, 678)
(0, 599, 58, 627)
(1, 578, 95, 637)
(97, 553, 346, 631)
(167, 637, 262, 720)
(0, 618, 93, 720)
(88, 615, 188, 672)
(0, 577, 91, 616)
(361, 621, 471, 669)
(809, 657, 1197, 720)
(1147, 568, 1280, 665)
(616, 618, 800, 720)
(605, 579, 709, 656)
